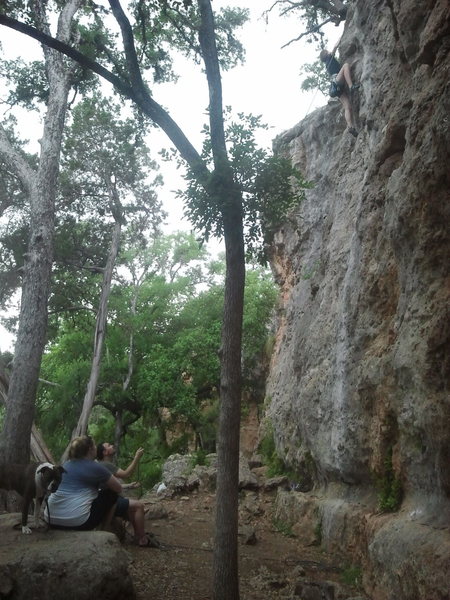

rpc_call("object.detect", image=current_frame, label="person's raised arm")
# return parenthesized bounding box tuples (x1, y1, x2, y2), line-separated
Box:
(331, 36, 342, 57)
(115, 447, 144, 480)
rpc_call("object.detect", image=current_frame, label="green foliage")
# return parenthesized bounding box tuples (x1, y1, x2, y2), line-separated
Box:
(167, 432, 191, 455)
(139, 459, 163, 490)
(341, 564, 362, 588)
(242, 268, 277, 378)
(314, 519, 323, 544)
(61, 95, 162, 218)
(1, 59, 49, 109)
(259, 424, 297, 480)
(376, 447, 403, 512)
(37, 238, 278, 459)
(190, 448, 208, 467)
(266, 0, 347, 46)
(131, 1, 248, 74)
(272, 518, 294, 537)
(299, 59, 330, 96)
(37, 327, 94, 455)
(174, 110, 310, 264)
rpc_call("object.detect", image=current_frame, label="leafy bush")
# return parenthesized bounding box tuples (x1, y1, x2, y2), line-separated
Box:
(190, 448, 208, 467)
(272, 518, 295, 537)
(139, 459, 163, 491)
(376, 447, 403, 512)
(258, 425, 298, 480)
(341, 564, 362, 588)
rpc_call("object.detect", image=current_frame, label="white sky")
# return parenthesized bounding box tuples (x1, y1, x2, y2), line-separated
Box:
(0, 0, 340, 353)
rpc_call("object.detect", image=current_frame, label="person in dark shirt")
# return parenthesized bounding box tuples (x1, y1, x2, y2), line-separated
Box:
(320, 47, 359, 137)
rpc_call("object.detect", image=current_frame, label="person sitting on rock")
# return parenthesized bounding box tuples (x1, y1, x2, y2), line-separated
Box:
(96, 442, 159, 547)
(45, 435, 155, 547)
(96, 442, 143, 489)
(320, 45, 360, 137)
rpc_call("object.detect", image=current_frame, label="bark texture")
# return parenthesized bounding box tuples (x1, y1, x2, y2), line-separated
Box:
(0, 0, 82, 464)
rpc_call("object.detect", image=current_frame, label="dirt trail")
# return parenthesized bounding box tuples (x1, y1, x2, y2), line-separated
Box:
(126, 489, 367, 600)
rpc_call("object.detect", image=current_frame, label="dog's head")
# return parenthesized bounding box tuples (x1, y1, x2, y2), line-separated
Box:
(36, 463, 66, 494)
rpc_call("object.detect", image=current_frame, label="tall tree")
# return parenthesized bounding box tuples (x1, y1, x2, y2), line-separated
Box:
(37, 231, 207, 457)
(56, 94, 162, 452)
(0, 3, 305, 598)
(0, 0, 83, 464)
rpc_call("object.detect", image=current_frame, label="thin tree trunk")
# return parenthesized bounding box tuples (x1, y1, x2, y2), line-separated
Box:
(0, 0, 82, 464)
(63, 212, 122, 458)
(197, 2, 246, 599)
(114, 289, 137, 460)
(113, 409, 123, 459)
(213, 205, 245, 600)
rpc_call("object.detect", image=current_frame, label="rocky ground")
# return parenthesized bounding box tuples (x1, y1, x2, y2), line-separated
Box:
(124, 486, 369, 600)
(0, 455, 371, 599)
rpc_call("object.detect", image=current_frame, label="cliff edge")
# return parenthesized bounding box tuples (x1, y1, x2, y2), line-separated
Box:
(266, 1, 450, 598)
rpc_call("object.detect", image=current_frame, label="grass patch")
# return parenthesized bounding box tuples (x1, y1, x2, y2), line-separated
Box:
(341, 564, 362, 588)
(190, 448, 208, 467)
(314, 519, 322, 545)
(258, 425, 298, 481)
(376, 447, 403, 512)
(272, 518, 295, 537)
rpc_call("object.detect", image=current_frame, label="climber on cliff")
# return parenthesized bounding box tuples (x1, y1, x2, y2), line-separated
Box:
(320, 41, 360, 138)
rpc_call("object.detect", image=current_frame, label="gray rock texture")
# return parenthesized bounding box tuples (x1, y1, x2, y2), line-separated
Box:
(266, 1, 450, 598)
(0, 514, 135, 599)
(160, 453, 259, 493)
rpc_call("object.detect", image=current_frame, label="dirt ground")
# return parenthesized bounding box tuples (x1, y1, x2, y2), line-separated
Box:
(124, 488, 367, 600)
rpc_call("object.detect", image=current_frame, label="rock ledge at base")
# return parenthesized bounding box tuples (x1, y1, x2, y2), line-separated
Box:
(0, 514, 135, 600)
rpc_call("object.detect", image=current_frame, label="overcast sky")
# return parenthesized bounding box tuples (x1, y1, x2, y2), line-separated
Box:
(0, 1, 340, 352)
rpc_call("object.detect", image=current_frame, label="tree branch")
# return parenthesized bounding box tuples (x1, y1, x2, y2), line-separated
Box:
(38, 378, 62, 387)
(0, 12, 208, 180)
(0, 126, 36, 194)
(107, 0, 209, 181)
(281, 16, 333, 48)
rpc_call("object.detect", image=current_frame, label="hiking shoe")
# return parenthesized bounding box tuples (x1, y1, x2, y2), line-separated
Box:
(348, 127, 358, 137)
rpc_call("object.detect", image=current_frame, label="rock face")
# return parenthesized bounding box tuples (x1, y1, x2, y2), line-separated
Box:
(0, 514, 135, 599)
(266, 1, 450, 598)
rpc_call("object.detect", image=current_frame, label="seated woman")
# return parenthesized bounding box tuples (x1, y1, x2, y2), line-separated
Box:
(45, 435, 154, 546)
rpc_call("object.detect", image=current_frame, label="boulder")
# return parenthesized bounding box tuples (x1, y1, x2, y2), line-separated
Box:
(238, 456, 259, 490)
(161, 453, 193, 491)
(0, 514, 135, 600)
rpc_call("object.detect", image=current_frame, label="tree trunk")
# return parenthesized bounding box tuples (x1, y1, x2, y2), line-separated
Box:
(63, 212, 122, 458)
(114, 288, 137, 460)
(113, 409, 124, 460)
(0, 3, 247, 596)
(0, 357, 55, 463)
(196, 2, 246, 599)
(213, 203, 245, 600)
(0, 0, 82, 464)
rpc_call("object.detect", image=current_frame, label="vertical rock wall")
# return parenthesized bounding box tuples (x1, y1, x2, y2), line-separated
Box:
(266, 1, 450, 598)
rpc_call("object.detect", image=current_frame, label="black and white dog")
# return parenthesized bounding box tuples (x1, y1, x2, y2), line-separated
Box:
(0, 461, 65, 533)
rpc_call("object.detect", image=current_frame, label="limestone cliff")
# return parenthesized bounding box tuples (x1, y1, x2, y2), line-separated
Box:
(266, 1, 450, 598)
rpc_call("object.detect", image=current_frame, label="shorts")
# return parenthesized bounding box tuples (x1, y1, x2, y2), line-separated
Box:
(329, 75, 343, 98)
(51, 489, 130, 531)
(114, 495, 130, 519)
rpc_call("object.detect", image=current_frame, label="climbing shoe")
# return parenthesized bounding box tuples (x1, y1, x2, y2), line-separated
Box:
(350, 83, 360, 93)
(348, 127, 358, 137)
